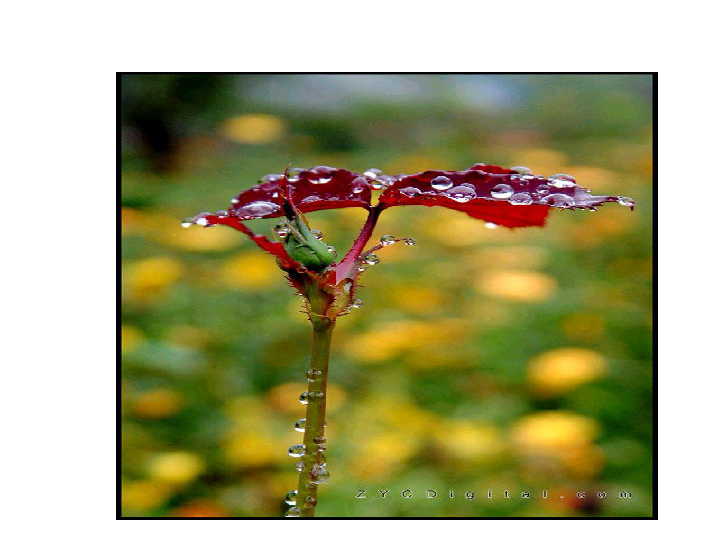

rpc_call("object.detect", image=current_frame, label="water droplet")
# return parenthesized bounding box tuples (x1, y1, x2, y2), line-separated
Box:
(511, 166, 533, 175)
(363, 168, 383, 179)
(288, 444, 306, 457)
(309, 176, 332, 185)
(294, 419, 306, 432)
(231, 197, 240, 204)
(618, 196, 635, 207)
(303, 496, 317, 508)
(306, 369, 323, 382)
(491, 184, 514, 199)
(215, 210, 229, 217)
(547, 173, 576, 188)
(287, 168, 303, 182)
(364, 254, 379, 265)
(351, 299, 363, 309)
(431, 175, 453, 191)
(536, 184, 550, 194)
(313, 435, 327, 444)
(196, 217, 209, 227)
(299, 392, 309, 404)
(301, 196, 322, 205)
(284, 490, 299, 505)
(445, 184, 476, 202)
(369, 178, 385, 190)
(309, 463, 330, 484)
(181, 219, 193, 228)
(380, 235, 396, 245)
(485, 222, 499, 229)
(262, 174, 281, 183)
(351, 179, 369, 194)
(404, 238, 417, 246)
(285, 507, 302, 517)
(236, 201, 280, 218)
(508, 193, 533, 205)
(544, 193, 575, 208)
(295, 461, 305, 472)
(274, 223, 290, 237)
(308, 391, 324, 399)
(356, 265, 366, 273)
(399, 186, 422, 197)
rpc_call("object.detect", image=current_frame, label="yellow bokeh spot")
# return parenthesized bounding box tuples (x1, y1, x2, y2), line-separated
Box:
(221, 114, 286, 144)
(221, 252, 279, 290)
(166, 224, 241, 252)
(389, 286, 444, 315)
(343, 319, 468, 364)
(350, 432, 419, 480)
(509, 148, 568, 173)
(148, 452, 204, 484)
(121, 325, 144, 355)
(132, 388, 184, 419)
(434, 420, 504, 462)
(122, 480, 172, 511)
(125, 257, 183, 301)
(528, 348, 606, 396)
(528, 347, 607, 396)
(510, 411, 599, 456)
(224, 433, 277, 468)
(475, 270, 556, 302)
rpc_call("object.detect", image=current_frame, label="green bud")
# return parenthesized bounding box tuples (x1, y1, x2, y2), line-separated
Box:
(283, 212, 335, 271)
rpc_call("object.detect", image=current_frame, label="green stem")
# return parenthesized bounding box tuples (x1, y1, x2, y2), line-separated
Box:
(294, 313, 334, 517)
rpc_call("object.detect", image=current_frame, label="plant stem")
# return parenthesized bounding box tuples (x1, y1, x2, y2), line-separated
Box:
(294, 313, 334, 517)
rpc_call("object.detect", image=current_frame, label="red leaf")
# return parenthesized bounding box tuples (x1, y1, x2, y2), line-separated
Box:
(378, 164, 633, 228)
(228, 166, 372, 220)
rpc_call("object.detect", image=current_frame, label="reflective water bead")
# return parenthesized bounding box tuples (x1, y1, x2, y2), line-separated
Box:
(544, 193, 575, 208)
(508, 192, 533, 205)
(351, 299, 363, 309)
(485, 222, 499, 229)
(284, 490, 299, 506)
(261, 174, 281, 183)
(380, 235, 396, 245)
(287, 168, 303, 182)
(431, 175, 453, 191)
(363, 168, 382, 179)
(231, 197, 240, 204)
(299, 392, 309, 405)
(364, 254, 380, 265)
(215, 210, 229, 217)
(307, 391, 325, 399)
(274, 223, 290, 237)
(304, 496, 317, 508)
(536, 184, 550, 194)
(236, 201, 280, 218)
(369, 178, 385, 190)
(311, 229, 324, 240)
(313, 435, 327, 444)
(294, 419, 306, 432)
(547, 173, 576, 188)
(309, 463, 330, 485)
(288, 444, 306, 458)
(399, 186, 422, 197)
(181, 219, 193, 228)
(309, 176, 332, 185)
(301, 195, 322, 204)
(445, 184, 476, 202)
(404, 238, 417, 246)
(306, 369, 323, 381)
(285, 507, 302, 517)
(295, 461, 305, 472)
(618, 196, 635, 207)
(351, 179, 369, 194)
(491, 184, 514, 199)
(510, 166, 532, 175)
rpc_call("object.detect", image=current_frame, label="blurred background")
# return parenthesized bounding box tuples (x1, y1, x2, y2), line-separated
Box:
(120, 74, 654, 518)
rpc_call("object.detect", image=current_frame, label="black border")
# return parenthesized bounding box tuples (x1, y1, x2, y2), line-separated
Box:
(117, 72, 658, 520)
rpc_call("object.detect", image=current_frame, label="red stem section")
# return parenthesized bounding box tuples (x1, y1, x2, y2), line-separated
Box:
(334, 205, 383, 282)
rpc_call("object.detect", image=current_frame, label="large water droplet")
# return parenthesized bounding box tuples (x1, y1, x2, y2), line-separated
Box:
(294, 419, 306, 432)
(285, 507, 302, 517)
(547, 173, 576, 188)
(544, 193, 575, 208)
(299, 392, 309, 405)
(288, 444, 306, 458)
(491, 184, 514, 199)
(380, 235, 396, 245)
(363, 168, 383, 179)
(399, 186, 422, 197)
(445, 184, 476, 202)
(285, 490, 299, 505)
(309, 463, 330, 485)
(363, 254, 379, 265)
(369, 178, 385, 190)
(508, 193, 533, 205)
(236, 201, 280, 218)
(618, 196, 635, 207)
(431, 175, 453, 191)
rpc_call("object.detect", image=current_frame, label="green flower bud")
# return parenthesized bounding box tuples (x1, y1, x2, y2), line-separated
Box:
(283, 211, 335, 271)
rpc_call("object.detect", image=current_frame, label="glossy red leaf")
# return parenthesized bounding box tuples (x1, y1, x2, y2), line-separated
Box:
(227, 166, 372, 220)
(378, 164, 633, 228)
